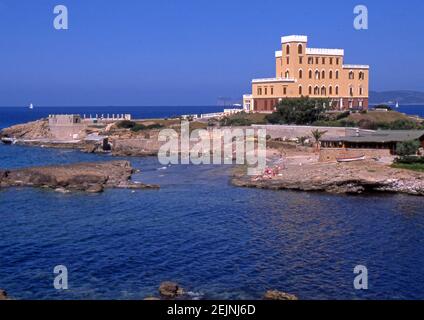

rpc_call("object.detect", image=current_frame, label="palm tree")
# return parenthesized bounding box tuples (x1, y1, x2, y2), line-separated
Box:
(311, 129, 327, 151)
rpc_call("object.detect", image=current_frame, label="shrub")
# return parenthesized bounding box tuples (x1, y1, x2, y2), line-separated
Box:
(374, 104, 392, 111)
(395, 156, 424, 164)
(396, 140, 421, 156)
(220, 116, 252, 127)
(117, 120, 136, 129)
(131, 123, 164, 132)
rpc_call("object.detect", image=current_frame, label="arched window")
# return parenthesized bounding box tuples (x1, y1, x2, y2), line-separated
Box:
(298, 44, 303, 54)
(321, 86, 326, 96)
(322, 70, 325, 79)
(359, 86, 363, 96)
(336, 70, 339, 79)
(359, 72, 364, 80)
(349, 71, 354, 80)
(299, 85, 303, 95)
(285, 70, 290, 78)
(335, 86, 339, 95)
(329, 86, 333, 95)
(309, 69, 313, 79)
(314, 86, 319, 95)
(315, 70, 320, 80)
(286, 44, 290, 55)
(299, 69, 303, 79)
(349, 86, 354, 96)
(329, 70, 333, 79)
(309, 86, 312, 95)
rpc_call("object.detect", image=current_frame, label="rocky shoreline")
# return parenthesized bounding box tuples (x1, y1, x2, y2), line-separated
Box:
(232, 160, 424, 196)
(0, 160, 159, 193)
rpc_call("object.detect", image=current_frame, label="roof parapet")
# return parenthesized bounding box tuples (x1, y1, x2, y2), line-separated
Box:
(343, 64, 370, 69)
(252, 77, 296, 84)
(306, 48, 344, 56)
(281, 35, 308, 43)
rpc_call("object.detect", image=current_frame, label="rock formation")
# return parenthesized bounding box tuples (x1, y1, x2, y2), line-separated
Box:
(263, 290, 298, 300)
(159, 281, 185, 298)
(0, 161, 159, 193)
(232, 161, 424, 196)
(0, 289, 9, 300)
(0, 119, 52, 140)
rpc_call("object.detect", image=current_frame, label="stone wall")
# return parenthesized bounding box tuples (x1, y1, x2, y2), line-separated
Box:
(252, 125, 365, 140)
(49, 124, 88, 141)
(319, 148, 392, 162)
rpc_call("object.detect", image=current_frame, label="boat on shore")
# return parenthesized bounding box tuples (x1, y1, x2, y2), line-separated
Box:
(336, 155, 366, 163)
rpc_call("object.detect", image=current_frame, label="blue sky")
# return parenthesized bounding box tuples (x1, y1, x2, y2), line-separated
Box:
(0, 0, 423, 106)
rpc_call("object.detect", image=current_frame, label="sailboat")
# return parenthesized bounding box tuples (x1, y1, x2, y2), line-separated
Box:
(29, 103, 34, 110)
(395, 101, 399, 108)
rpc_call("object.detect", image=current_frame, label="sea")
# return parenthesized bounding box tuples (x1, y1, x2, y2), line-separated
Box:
(0, 105, 424, 300)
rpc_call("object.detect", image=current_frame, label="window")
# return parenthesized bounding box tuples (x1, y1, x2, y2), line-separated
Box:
(286, 57, 290, 64)
(309, 70, 313, 79)
(329, 70, 333, 79)
(349, 71, 354, 80)
(314, 86, 319, 95)
(264, 87, 267, 95)
(321, 86, 326, 96)
(285, 71, 290, 78)
(271, 87, 274, 95)
(299, 69, 303, 79)
(349, 86, 354, 96)
(286, 44, 290, 55)
(315, 57, 319, 64)
(336, 70, 339, 79)
(308, 57, 313, 64)
(257, 87, 262, 95)
(315, 70, 320, 80)
(329, 86, 333, 95)
(299, 56, 303, 64)
(299, 85, 303, 95)
(322, 57, 326, 64)
(283, 87, 287, 95)
(321, 70, 325, 79)
(309, 86, 312, 95)
(359, 72, 364, 80)
(330, 57, 333, 65)
(298, 44, 303, 54)
(335, 86, 339, 95)
(336, 58, 340, 65)
(359, 87, 363, 95)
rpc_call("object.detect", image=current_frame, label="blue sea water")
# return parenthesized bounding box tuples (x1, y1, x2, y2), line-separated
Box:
(1, 106, 424, 300)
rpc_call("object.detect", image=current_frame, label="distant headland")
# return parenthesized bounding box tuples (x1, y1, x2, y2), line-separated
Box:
(370, 90, 424, 105)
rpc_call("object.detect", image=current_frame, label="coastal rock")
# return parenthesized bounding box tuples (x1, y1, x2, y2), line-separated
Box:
(263, 290, 298, 301)
(159, 281, 184, 298)
(232, 160, 424, 196)
(0, 119, 52, 140)
(0, 161, 159, 193)
(86, 184, 104, 193)
(0, 289, 9, 300)
(144, 296, 161, 300)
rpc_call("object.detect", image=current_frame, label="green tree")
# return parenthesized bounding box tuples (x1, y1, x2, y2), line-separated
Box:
(265, 97, 330, 125)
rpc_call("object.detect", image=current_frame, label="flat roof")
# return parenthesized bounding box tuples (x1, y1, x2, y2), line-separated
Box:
(322, 130, 424, 144)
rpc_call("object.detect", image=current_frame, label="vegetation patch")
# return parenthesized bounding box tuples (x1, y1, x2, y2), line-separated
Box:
(266, 97, 330, 125)
(220, 112, 267, 127)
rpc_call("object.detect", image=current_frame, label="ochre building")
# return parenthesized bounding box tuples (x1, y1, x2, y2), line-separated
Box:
(243, 35, 369, 113)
